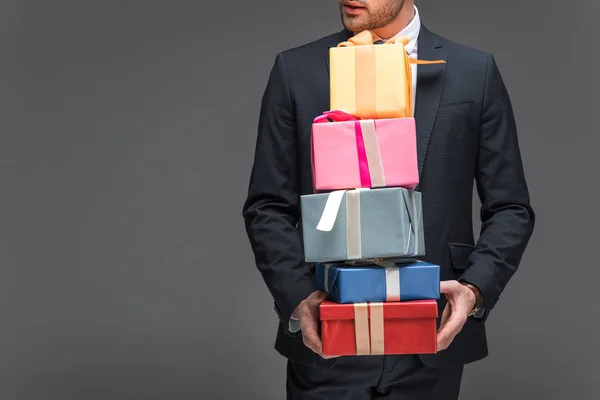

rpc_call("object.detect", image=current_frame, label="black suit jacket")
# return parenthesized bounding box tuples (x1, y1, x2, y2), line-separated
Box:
(242, 25, 535, 368)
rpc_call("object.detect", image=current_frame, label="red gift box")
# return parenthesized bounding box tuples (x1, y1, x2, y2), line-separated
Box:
(320, 300, 438, 357)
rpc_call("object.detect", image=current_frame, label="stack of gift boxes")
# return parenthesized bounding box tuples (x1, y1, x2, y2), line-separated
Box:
(299, 31, 446, 357)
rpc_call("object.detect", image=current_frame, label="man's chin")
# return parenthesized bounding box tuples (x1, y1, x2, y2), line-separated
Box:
(342, 19, 368, 33)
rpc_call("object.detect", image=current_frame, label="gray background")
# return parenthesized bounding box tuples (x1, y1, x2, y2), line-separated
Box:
(1, 0, 597, 399)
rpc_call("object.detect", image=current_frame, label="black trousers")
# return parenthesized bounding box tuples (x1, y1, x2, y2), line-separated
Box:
(286, 355, 463, 400)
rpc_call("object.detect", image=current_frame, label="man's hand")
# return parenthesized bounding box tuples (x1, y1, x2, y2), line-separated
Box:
(436, 280, 477, 352)
(296, 291, 330, 358)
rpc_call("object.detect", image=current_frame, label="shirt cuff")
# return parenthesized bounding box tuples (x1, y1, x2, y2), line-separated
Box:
(288, 305, 301, 333)
(472, 306, 485, 319)
(289, 316, 301, 333)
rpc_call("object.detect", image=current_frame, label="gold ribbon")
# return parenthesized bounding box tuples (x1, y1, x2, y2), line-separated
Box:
(332, 30, 446, 118)
(336, 30, 399, 47)
(354, 303, 370, 355)
(354, 302, 385, 355)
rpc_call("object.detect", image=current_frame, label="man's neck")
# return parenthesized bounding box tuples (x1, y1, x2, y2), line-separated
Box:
(370, 5, 415, 40)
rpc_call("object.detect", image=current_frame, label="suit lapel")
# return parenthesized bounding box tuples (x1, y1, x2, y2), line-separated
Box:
(414, 25, 447, 180)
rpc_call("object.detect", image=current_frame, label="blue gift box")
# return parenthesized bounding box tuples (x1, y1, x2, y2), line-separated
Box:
(315, 260, 440, 304)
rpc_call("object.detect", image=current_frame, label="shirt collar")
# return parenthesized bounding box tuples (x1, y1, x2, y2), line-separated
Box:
(371, 5, 421, 54)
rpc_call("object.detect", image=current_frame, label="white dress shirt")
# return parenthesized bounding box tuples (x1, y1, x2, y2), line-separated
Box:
(288, 6, 423, 333)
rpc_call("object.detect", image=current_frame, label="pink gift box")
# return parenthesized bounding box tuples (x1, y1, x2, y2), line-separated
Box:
(310, 110, 419, 192)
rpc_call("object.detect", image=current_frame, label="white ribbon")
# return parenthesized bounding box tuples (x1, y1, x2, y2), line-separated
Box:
(385, 267, 401, 301)
(316, 188, 370, 260)
(346, 190, 361, 260)
(316, 190, 346, 232)
(359, 120, 386, 188)
(343, 259, 400, 300)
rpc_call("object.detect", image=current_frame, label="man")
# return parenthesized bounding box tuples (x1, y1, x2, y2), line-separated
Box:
(242, 1, 535, 398)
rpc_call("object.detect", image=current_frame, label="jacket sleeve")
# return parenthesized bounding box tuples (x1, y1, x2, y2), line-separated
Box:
(458, 53, 535, 322)
(242, 52, 315, 334)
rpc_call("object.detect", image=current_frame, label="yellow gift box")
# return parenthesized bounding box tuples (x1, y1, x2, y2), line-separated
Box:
(330, 31, 445, 119)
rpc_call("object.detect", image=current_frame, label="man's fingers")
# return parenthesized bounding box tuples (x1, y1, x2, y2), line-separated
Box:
(437, 311, 466, 351)
(301, 291, 330, 358)
(316, 290, 328, 299)
(439, 280, 457, 294)
(302, 338, 321, 355)
(302, 330, 323, 355)
(300, 313, 323, 355)
(308, 291, 328, 305)
(438, 303, 451, 333)
(301, 328, 321, 353)
(437, 282, 471, 351)
(440, 312, 465, 339)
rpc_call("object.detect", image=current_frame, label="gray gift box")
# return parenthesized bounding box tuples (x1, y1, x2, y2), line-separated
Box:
(300, 188, 425, 263)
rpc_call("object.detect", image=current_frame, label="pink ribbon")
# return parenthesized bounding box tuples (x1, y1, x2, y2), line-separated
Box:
(314, 110, 372, 187)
